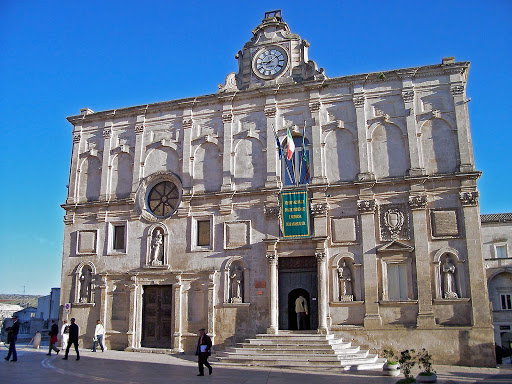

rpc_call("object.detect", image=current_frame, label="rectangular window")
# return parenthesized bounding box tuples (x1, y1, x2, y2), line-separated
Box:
(496, 245, 508, 259)
(387, 264, 408, 301)
(197, 220, 211, 247)
(113, 225, 125, 251)
(501, 294, 512, 310)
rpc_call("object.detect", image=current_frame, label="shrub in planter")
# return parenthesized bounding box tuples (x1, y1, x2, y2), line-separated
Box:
(397, 349, 416, 384)
(382, 348, 401, 376)
(416, 349, 437, 383)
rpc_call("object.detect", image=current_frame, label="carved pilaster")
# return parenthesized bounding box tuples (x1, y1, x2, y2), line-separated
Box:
(266, 252, 278, 264)
(315, 252, 326, 263)
(73, 134, 81, 143)
(134, 124, 144, 134)
(409, 195, 428, 210)
(264, 205, 280, 218)
(309, 102, 321, 112)
(102, 128, 111, 139)
(221, 112, 233, 123)
(357, 199, 376, 214)
(459, 191, 479, 206)
(182, 119, 193, 129)
(311, 203, 327, 217)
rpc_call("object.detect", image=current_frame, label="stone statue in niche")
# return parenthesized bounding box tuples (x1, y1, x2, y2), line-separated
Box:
(337, 261, 354, 301)
(442, 258, 458, 299)
(230, 265, 243, 303)
(79, 267, 92, 303)
(150, 229, 163, 266)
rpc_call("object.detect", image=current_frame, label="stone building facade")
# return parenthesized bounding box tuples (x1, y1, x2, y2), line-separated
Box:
(60, 11, 494, 366)
(482, 213, 512, 356)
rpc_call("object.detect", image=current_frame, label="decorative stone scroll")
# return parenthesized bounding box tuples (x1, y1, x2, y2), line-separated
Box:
(182, 119, 193, 129)
(357, 199, 376, 214)
(266, 252, 278, 264)
(353, 96, 365, 108)
(311, 203, 327, 217)
(309, 102, 321, 112)
(315, 252, 326, 263)
(134, 124, 145, 134)
(264, 107, 277, 118)
(450, 84, 465, 96)
(103, 128, 112, 139)
(264, 205, 280, 218)
(402, 90, 414, 102)
(222, 112, 233, 123)
(73, 134, 81, 143)
(459, 191, 478, 206)
(409, 195, 427, 210)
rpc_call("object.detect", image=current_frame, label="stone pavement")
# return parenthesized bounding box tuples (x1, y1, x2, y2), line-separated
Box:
(1, 343, 511, 384)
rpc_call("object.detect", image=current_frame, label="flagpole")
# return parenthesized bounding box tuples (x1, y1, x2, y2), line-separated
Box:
(273, 126, 294, 185)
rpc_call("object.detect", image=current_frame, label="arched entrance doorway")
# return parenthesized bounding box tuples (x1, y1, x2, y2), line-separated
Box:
(288, 288, 310, 330)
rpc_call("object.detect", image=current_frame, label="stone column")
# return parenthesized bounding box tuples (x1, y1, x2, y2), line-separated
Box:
(353, 90, 373, 181)
(221, 108, 234, 192)
(460, 191, 493, 327)
(207, 272, 217, 345)
(309, 100, 327, 185)
(409, 194, 436, 327)
(133, 123, 145, 189)
(264, 104, 280, 188)
(266, 251, 279, 334)
(127, 276, 138, 348)
(99, 124, 113, 200)
(173, 274, 184, 352)
(315, 250, 328, 333)
(358, 199, 382, 327)
(401, 82, 424, 176)
(450, 80, 474, 173)
(181, 107, 194, 191)
(97, 274, 109, 331)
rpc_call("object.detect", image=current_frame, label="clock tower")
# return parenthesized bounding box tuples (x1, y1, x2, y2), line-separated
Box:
(219, 10, 326, 92)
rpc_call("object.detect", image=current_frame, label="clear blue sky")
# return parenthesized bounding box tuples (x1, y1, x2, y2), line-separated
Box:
(1, 1, 511, 295)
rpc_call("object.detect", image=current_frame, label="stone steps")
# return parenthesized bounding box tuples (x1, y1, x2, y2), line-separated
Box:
(216, 332, 385, 371)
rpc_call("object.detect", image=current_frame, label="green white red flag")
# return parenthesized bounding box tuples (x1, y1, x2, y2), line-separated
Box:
(286, 126, 295, 160)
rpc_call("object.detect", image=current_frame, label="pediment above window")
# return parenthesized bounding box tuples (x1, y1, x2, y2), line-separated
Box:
(377, 240, 414, 253)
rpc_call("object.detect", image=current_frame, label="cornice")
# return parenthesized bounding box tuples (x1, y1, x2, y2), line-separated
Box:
(66, 62, 470, 127)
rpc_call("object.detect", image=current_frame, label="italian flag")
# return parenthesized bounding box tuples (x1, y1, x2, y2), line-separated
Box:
(286, 127, 295, 160)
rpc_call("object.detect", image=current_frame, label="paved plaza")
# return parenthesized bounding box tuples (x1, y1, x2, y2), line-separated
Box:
(1, 343, 511, 384)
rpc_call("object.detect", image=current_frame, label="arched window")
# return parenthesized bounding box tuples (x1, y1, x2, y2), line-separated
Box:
(282, 136, 310, 186)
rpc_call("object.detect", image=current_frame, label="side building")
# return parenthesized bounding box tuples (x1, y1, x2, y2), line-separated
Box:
(482, 213, 512, 359)
(60, 11, 494, 366)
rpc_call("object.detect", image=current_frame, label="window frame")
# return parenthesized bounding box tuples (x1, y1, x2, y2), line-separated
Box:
(501, 293, 512, 311)
(108, 221, 127, 255)
(380, 254, 414, 302)
(494, 242, 508, 259)
(192, 216, 213, 251)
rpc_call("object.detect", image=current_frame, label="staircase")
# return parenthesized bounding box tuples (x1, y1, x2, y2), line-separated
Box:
(216, 331, 385, 371)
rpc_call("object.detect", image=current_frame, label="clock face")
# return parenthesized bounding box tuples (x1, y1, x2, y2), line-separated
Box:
(252, 46, 288, 79)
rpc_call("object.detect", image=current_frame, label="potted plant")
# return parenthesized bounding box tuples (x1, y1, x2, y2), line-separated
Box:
(397, 349, 416, 384)
(416, 349, 437, 383)
(382, 348, 401, 377)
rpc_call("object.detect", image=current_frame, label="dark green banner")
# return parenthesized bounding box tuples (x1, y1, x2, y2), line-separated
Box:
(280, 190, 311, 238)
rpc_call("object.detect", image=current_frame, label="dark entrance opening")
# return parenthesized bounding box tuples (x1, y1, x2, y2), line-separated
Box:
(142, 285, 173, 348)
(278, 256, 318, 330)
(288, 288, 310, 330)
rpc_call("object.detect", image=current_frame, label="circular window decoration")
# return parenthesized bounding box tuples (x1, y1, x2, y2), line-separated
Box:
(136, 172, 183, 222)
(147, 181, 180, 217)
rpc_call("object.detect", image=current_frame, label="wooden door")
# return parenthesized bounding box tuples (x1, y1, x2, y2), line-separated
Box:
(142, 285, 173, 348)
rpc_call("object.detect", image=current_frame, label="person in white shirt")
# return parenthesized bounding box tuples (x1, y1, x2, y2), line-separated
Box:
(93, 320, 105, 352)
(60, 320, 70, 350)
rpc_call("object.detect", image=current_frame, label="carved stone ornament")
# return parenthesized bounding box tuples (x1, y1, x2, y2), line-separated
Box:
(73, 134, 81, 143)
(266, 253, 278, 264)
(218, 72, 240, 93)
(309, 102, 321, 112)
(357, 199, 376, 214)
(182, 119, 193, 129)
(264, 107, 277, 118)
(315, 252, 326, 262)
(264, 205, 280, 218)
(409, 195, 427, 210)
(135, 124, 145, 134)
(431, 109, 441, 119)
(222, 112, 233, 123)
(379, 204, 410, 241)
(450, 84, 465, 96)
(402, 90, 414, 102)
(311, 203, 327, 217)
(459, 191, 479, 206)
(353, 96, 365, 108)
(103, 128, 112, 139)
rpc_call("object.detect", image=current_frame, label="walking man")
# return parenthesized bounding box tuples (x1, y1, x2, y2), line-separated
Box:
(60, 320, 69, 350)
(47, 320, 60, 355)
(63, 318, 79, 360)
(195, 328, 212, 376)
(4, 315, 19, 362)
(93, 320, 105, 352)
(295, 294, 308, 330)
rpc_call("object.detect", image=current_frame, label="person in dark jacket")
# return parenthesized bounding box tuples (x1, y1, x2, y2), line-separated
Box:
(4, 315, 19, 362)
(62, 318, 79, 360)
(195, 328, 212, 376)
(47, 320, 60, 355)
